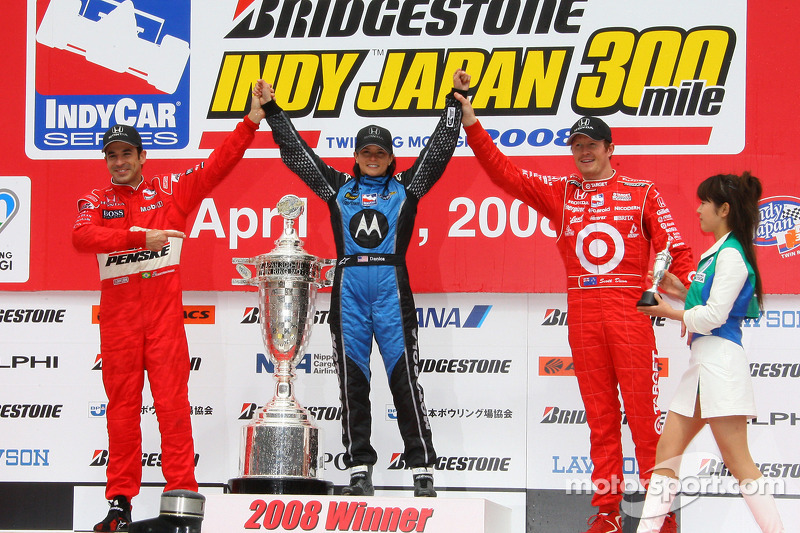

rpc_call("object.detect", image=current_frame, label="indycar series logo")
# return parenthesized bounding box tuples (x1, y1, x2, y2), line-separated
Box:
(31, 0, 191, 154)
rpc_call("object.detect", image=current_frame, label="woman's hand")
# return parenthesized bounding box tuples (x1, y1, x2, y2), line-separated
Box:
(654, 270, 688, 302)
(637, 292, 685, 322)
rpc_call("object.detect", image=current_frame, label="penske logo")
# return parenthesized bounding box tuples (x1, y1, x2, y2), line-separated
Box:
(105, 245, 170, 267)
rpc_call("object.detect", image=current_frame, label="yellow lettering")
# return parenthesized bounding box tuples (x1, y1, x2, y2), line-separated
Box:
(261, 55, 282, 87)
(674, 29, 732, 86)
(576, 30, 635, 109)
(514, 49, 568, 109)
(357, 53, 406, 111)
(436, 51, 486, 107)
(230, 55, 264, 112)
(210, 54, 242, 112)
(623, 30, 682, 109)
(472, 50, 518, 109)
(318, 53, 363, 112)
(277, 55, 319, 112)
(395, 52, 440, 110)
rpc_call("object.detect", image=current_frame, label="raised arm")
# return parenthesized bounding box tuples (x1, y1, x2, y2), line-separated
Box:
(401, 69, 470, 199)
(260, 81, 349, 202)
(455, 90, 566, 223)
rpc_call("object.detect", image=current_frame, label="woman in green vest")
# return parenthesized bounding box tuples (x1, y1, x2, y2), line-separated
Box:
(634, 172, 784, 533)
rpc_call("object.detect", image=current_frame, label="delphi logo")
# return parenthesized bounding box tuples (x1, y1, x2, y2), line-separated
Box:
(0, 189, 20, 235)
(31, 0, 191, 154)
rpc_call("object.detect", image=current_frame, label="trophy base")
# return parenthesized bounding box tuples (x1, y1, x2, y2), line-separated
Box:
(636, 291, 659, 307)
(227, 476, 334, 495)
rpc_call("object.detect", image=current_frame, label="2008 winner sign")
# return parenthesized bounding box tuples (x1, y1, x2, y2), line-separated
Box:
(201, 494, 511, 533)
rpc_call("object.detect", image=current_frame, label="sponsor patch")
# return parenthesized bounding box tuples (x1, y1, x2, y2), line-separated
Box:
(361, 193, 377, 207)
(102, 209, 124, 219)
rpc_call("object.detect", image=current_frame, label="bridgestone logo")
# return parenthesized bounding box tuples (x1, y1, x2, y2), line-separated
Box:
(420, 358, 511, 373)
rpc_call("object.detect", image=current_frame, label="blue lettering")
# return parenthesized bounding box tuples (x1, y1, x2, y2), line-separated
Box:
(256, 353, 312, 373)
(443, 308, 461, 328)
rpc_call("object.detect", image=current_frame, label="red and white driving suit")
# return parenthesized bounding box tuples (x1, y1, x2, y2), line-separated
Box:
(464, 121, 694, 510)
(73, 116, 258, 500)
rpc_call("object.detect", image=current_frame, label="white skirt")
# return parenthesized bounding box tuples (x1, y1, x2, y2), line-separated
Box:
(669, 335, 757, 419)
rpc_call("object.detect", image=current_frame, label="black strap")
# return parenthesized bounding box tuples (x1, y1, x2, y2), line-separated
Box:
(338, 254, 404, 267)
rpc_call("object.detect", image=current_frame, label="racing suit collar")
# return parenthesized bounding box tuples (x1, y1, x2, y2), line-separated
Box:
(110, 176, 145, 191)
(578, 169, 617, 190)
(360, 174, 392, 186)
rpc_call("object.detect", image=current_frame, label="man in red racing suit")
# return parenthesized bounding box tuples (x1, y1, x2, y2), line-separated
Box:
(455, 95, 694, 533)
(73, 86, 266, 532)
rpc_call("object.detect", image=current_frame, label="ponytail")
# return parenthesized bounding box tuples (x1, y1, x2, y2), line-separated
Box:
(696, 172, 764, 308)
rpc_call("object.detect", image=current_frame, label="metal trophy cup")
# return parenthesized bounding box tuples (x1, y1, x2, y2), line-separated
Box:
(637, 237, 674, 307)
(229, 195, 335, 495)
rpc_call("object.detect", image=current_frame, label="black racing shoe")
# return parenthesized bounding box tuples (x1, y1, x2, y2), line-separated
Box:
(341, 465, 374, 496)
(94, 496, 132, 532)
(412, 469, 437, 497)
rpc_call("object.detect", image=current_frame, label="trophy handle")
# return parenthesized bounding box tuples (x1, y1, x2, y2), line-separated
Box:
(317, 258, 337, 288)
(231, 258, 259, 286)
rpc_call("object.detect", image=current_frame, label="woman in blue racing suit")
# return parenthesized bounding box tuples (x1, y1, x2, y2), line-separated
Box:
(256, 69, 470, 497)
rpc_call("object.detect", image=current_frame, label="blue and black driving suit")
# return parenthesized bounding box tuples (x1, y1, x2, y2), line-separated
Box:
(264, 91, 463, 468)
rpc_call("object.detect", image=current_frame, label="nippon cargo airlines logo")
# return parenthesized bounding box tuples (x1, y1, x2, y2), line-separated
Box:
(30, 0, 191, 155)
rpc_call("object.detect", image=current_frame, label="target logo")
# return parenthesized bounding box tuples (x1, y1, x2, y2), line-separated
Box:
(575, 223, 624, 274)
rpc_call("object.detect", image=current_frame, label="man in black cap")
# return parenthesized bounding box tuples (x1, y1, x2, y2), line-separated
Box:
(73, 83, 268, 531)
(454, 94, 693, 533)
(253, 69, 470, 497)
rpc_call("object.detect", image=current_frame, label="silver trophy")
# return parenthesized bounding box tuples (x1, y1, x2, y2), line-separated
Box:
(229, 195, 335, 494)
(637, 237, 674, 307)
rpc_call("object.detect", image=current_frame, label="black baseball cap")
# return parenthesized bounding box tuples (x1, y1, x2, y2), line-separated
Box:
(355, 125, 393, 154)
(102, 124, 143, 152)
(567, 116, 613, 144)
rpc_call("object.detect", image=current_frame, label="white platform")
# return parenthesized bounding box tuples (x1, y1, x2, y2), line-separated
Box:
(203, 494, 512, 533)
